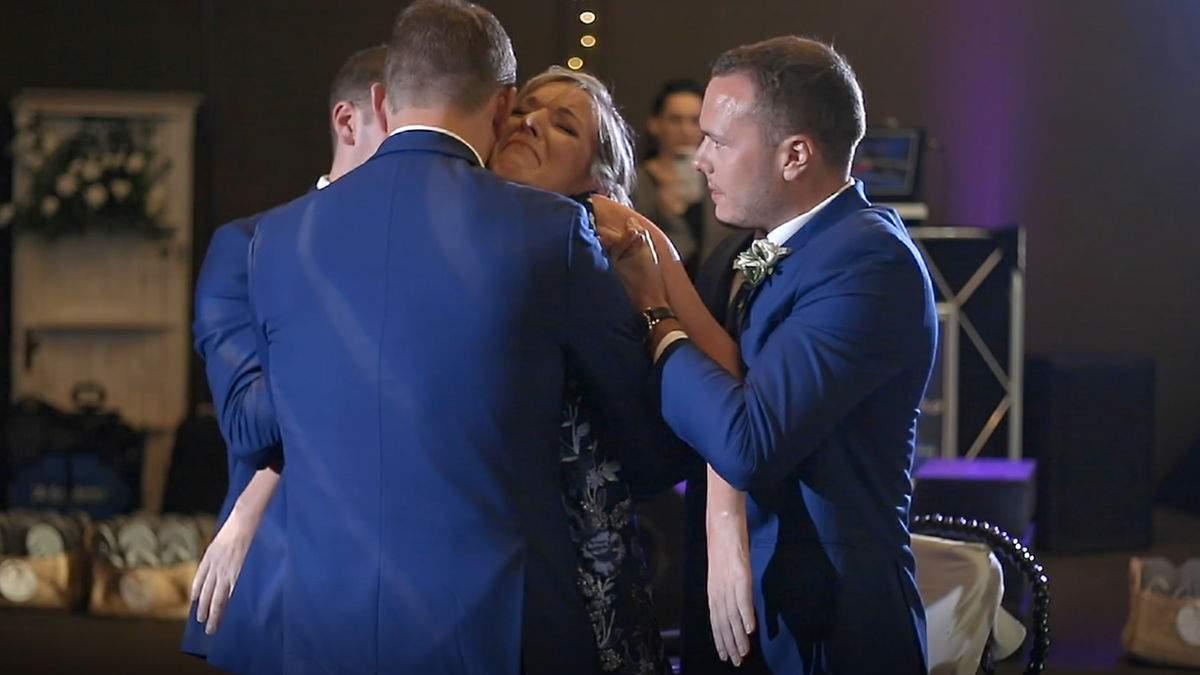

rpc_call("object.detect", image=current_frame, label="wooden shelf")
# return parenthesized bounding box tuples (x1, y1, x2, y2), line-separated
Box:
(26, 320, 175, 333)
(12, 89, 204, 120)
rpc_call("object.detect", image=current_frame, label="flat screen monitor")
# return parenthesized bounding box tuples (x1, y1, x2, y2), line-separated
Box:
(851, 127, 923, 201)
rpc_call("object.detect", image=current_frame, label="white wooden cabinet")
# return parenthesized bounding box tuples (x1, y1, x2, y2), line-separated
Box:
(8, 89, 203, 514)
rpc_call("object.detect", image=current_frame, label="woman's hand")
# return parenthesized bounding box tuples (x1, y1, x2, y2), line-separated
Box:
(706, 472, 756, 666)
(591, 197, 675, 310)
(191, 509, 255, 635)
(608, 221, 669, 311)
(590, 195, 638, 252)
(591, 196, 681, 262)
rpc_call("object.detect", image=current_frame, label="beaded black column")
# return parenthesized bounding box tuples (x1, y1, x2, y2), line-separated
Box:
(911, 514, 1050, 675)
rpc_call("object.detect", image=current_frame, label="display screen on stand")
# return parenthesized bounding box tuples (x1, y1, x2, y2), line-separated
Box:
(852, 127, 923, 201)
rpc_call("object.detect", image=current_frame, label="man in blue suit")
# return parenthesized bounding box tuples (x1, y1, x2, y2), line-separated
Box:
(608, 37, 938, 674)
(247, 2, 687, 674)
(182, 45, 388, 675)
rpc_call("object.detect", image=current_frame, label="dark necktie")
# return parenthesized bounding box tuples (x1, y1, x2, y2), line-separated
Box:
(726, 232, 773, 338)
(725, 271, 752, 338)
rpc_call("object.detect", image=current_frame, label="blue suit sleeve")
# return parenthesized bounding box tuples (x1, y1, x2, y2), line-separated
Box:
(193, 221, 281, 468)
(245, 224, 284, 470)
(660, 230, 931, 491)
(563, 205, 697, 501)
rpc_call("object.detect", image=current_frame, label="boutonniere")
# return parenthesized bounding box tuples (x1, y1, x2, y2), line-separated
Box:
(733, 239, 792, 288)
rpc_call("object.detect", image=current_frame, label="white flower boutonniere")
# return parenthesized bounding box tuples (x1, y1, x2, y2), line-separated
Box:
(734, 239, 792, 288)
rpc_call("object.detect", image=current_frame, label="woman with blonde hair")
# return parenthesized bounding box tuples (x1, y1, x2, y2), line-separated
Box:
(492, 66, 747, 674)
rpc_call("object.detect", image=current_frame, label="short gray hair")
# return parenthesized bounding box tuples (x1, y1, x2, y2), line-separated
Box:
(517, 67, 637, 205)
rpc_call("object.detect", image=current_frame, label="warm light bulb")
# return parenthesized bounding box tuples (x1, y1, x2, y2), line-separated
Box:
(580, 35, 597, 48)
(579, 11, 596, 24)
(567, 57, 584, 70)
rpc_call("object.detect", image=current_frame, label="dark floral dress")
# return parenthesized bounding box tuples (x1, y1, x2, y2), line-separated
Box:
(560, 379, 670, 674)
(558, 195, 670, 674)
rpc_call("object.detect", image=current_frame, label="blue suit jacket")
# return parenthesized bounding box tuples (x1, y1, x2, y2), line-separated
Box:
(247, 130, 689, 675)
(182, 212, 288, 675)
(667, 183, 936, 674)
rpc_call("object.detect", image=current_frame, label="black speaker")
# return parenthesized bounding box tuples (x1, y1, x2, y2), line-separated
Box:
(161, 404, 228, 515)
(911, 458, 1036, 543)
(1024, 352, 1155, 552)
(1158, 437, 1200, 517)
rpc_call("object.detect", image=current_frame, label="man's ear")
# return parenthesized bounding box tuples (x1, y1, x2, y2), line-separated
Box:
(370, 83, 389, 133)
(781, 134, 814, 182)
(492, 86, 517, 136)
(331, 100, 356, 147)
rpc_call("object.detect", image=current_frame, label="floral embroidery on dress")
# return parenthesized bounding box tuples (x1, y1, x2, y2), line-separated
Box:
(560, 378, 670, 674)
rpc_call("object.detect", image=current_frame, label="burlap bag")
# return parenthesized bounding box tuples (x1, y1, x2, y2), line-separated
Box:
(0, 548, 87, 610)
(85, 521, 199, 619)
(87, 555, 198, 619)
(1122, 556, 1200, 668)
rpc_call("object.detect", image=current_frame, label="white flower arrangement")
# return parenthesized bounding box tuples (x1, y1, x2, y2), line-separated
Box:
(0, 114, 173, 241)
(733, 239, 793, 287)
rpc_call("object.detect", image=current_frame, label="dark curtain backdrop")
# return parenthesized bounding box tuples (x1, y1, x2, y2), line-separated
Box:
(1, 0, 1197, 475)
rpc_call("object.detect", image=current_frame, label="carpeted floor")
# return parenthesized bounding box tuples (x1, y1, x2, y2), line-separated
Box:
(2, 508, 1198, 675)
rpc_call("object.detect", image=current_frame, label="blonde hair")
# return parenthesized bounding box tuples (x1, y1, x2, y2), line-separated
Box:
(517, 67, 637, 205)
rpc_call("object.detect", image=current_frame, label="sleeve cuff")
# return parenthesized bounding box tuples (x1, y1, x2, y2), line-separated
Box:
(652, 329, 689, 363)
(654, 334, 691, 366)
(256, 443, 285, 473)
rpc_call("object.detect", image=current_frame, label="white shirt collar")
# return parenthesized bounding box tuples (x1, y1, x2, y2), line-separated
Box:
(766, 180, 856, 247)
(316, 175, 331, 190)
(388, 125, 485, 166)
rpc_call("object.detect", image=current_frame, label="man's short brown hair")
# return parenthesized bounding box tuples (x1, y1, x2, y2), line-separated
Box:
(712, 37, 866, 172)
(329, 45, 387, 116)
(384, 0, 517, 113)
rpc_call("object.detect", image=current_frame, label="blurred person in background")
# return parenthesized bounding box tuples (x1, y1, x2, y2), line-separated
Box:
(634, 78, 732, 277)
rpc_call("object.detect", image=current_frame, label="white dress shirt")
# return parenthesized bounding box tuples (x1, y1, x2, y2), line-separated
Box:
(388, 124, 485, 166)
(728, 180, 857, 307)
(766, 179, 856, 247)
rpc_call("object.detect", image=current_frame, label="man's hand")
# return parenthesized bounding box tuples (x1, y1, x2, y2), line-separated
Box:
(707, 487, 757, 666)
(191, 510, 255, 635)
